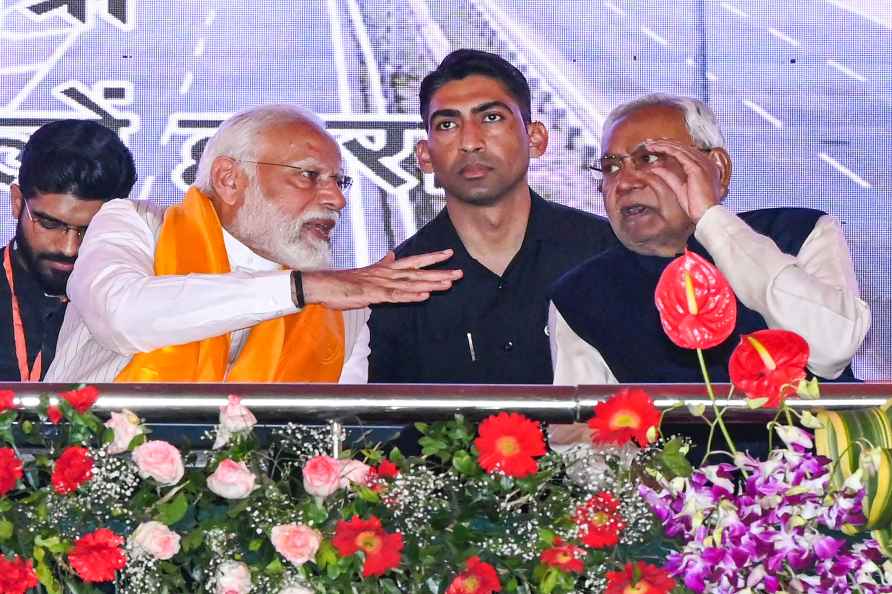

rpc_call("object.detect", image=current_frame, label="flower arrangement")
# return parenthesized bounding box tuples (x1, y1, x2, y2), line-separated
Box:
(0, 389, 682, 594)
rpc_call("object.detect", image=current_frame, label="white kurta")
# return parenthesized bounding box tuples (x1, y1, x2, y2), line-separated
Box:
(46, 199, 369, 383)
(549, 205, 871, 385)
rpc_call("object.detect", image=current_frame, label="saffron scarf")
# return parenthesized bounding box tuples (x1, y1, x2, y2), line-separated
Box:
(116, 188, 344, 382)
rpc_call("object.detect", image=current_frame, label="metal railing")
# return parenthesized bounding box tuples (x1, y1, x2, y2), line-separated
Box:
(6, 382, 890, 423)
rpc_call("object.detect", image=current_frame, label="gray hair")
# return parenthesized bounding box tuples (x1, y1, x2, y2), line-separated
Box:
(194, 104, 327, 194)
(602, 93, 726, 149)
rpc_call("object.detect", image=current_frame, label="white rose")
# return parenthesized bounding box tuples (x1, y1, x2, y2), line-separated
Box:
(214, 560, 252, 594)
(214, 396, 258, 449)
(105, 410, 143, 454)
(129, 521, 181, 560)
(207, 459, 256, 499)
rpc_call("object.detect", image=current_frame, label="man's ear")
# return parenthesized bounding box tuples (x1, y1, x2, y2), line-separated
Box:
(415, 139, 434, 174)
(210, 156, 244, 206)
(710, 147, 732, 198)
(9, 183, 23, 219)
(527, 121, 548, 158)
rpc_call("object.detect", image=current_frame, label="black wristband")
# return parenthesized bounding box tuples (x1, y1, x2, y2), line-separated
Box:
(291, 270, 305, 308)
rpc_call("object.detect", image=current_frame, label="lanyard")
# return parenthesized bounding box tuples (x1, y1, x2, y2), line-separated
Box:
(3, 244, 42, 381)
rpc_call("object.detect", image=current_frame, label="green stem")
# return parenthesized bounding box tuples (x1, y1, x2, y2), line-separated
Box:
(697, 348, 737, 456)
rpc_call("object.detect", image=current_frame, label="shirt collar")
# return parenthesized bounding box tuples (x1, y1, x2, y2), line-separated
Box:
(221, 228, 281, 272)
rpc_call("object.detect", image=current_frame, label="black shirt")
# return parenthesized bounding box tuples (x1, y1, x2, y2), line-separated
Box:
(368, 191, 616, 384)
(0, 244, 67, 381)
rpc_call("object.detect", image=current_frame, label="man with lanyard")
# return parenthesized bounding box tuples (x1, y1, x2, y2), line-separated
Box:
(1, 120, 136, 381)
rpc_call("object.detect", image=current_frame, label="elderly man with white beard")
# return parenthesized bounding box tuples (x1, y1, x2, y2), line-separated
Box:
(46, 104, 461, 383)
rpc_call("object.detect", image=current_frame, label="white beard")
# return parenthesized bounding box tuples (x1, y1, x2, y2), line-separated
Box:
(228, 181, 336, 271)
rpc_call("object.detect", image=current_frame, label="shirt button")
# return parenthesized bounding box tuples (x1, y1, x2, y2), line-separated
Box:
(502, 340, 514, 351)
(497, 282, 504, 289)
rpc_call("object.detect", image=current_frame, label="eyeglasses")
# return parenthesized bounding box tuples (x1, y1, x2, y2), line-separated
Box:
(238, 160, 353, 191)
(586, 146, 713, 179)
(22, 200, 89, 239)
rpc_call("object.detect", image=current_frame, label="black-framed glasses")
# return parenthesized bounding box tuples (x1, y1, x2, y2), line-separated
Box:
(22, 199, 89, 239)
(586, 146, 713, 178)
(238, 159, 353, 191)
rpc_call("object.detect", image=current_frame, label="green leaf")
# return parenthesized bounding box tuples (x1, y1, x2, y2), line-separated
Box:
(181, 528, 205, 552)
(316, 540, 338, 569)
(249, 538, 263, 552)
(34, 547, 62, 594)
(540, 567, 559, 594)
(0, 517, 12, 540)
(355, 484, 381, 503)
(264, 557, 284, 575)
(155, 493, 189, 526)
(451, 449, 477, 476)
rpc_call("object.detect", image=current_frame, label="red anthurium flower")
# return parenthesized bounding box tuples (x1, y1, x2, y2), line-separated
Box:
(445, 556, 501, 594)
(605, 561, 675, 594)
(540, 537, 585, 573)
(729, 329, 810, 407)
(0, 390, 15, 412)
(0, 553, 39, 594)
(654, 250, 736, 350)
(475, 412, 547, 478)
(0, 447, 24, 497)
(51, 446, 93, 495)
(47, 405, 63, 424)
(332, 515, 403, 577)
(575, 492, 625, 548)
(68, 528, 126, 583)
(587, 389, 661, 447)
(59, 385, 100, 414)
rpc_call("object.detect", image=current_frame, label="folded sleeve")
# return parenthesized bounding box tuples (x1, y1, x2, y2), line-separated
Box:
(548, 301, 618, 385)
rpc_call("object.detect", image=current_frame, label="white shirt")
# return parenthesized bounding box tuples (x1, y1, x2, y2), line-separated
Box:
(549, 205, 871, 385)
(45, 199, 370, 383)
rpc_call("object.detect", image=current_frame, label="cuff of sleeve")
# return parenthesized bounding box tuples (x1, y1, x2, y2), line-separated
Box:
(246, 270, 299, 314)
(694, 204, 746, 250)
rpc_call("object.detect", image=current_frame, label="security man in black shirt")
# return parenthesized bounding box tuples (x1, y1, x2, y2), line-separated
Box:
(369, 49, 616, 384)
(0, 120, 136, 380)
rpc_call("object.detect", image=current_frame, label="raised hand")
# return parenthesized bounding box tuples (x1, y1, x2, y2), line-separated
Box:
(641, 139, 727, 223)
(302, 249, 462, 310)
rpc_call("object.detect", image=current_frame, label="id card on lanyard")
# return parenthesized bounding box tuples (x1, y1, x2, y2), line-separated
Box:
(3, 244, 42, 381)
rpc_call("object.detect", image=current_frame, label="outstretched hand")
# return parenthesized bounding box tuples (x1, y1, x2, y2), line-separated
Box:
(302, 249, 462, 310)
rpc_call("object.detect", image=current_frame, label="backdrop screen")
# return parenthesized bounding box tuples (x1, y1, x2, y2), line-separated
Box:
(1, 0, 890, 378)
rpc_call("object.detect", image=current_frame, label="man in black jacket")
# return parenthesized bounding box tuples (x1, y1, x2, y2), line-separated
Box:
(368, 49, 615, 384)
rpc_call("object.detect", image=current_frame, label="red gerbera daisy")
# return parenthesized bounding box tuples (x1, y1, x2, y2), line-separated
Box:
(0, 553, 38, 594)
(332, 515, 403, 577)
(575, 492, 625, 548)
(59, 385, 100, 414)
(445, 556, 501, 594)
(729, 329, 809, 408)
(474, 412, 546, 478)
(540, 537, 585, 573)
(587, 389, 661, 447)
(605, 561, 675, 594)
(68, 528, 126, 583)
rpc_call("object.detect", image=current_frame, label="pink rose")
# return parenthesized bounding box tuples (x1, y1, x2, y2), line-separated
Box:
(105, 410, 143, 455)
(207, 459, 256, 499)
(132, 441, 184, 486)
(340, 459, 371, 485)
(213, 396, 257, 449)
(302, 455, 343, 500)
(130, 521, 181, 560)
(279, 587, 313, 594)
(270, 523, 321, 567)
(214, 560, 252, 594)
